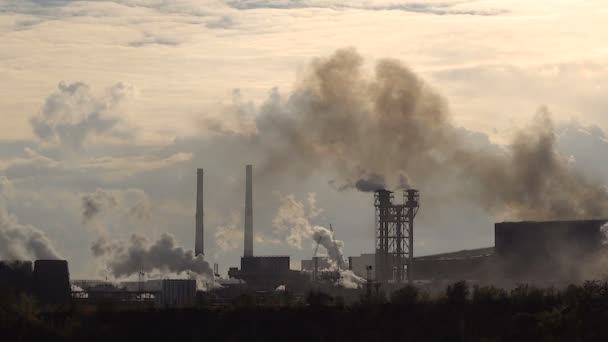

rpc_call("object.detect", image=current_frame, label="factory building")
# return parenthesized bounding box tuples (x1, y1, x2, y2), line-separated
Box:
(0, 259, 71, 305)
(157, 279, 197, 308)
(33, 260, 71, 305)
(412, 247, 494, 281)
(301, 257, 333, 272)
(0, 260, 33, 293)
(348, 254, 375, 279)
(495, 220, 607, 281)
(227, 165, 309, 290)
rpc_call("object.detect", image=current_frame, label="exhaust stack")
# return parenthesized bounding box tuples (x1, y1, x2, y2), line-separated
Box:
(195, 168, 204, 256)
(244, 165, 253, 257)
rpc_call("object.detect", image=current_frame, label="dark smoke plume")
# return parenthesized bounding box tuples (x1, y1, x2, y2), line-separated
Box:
(91, 233, 212, 278)
(354, 174, 386, 192)
(226, 48, 608, 220)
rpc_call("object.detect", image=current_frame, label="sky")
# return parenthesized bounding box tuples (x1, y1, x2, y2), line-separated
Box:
(1, 0, 608, 278)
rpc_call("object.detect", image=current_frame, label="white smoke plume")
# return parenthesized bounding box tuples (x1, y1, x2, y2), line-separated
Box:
(273, 193, 345, 268)
(336, 270, 366, 289)
(91, 232, 212, 279)
(0, 205, 61, 260)
(275, 284, 286, 291)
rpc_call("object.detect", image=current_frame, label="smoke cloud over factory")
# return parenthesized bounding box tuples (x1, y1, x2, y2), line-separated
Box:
(206, 48, 608, 221)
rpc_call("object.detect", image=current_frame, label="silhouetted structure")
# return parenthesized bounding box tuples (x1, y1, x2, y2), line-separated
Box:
(0, 260, 33, 293)
(244, 165, 253, 257)
(495, 220, 607, 280)
(413, 247, 494, 281)
(158, 279, 196, 308)
(33, 260, 70, 305)
(229, 256, 306, 290)
(374, 189, 419, 283)
(195, 168, 204, 256)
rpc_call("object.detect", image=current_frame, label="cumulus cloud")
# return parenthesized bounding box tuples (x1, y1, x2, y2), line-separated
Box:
(29, 81, 135, 148)
(214, 210, 242, 251)
(0, 204, 61, 260)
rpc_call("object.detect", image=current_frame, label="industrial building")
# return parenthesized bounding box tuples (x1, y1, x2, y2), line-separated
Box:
(5, 165, 608, 311)
(0, 259, 71, 306)
(494, 220, 607, 281)
(157, 279, 197, 308)
(226, 165, 309, 291)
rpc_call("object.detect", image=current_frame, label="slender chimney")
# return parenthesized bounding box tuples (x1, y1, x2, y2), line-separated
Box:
(244, 165, 253, 257)
(195, 168, 204, 256)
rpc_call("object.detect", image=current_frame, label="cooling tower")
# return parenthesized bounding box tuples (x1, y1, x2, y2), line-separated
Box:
(195, 168, 204, 256)
(33, 259, 70, 305)
(244, 165, 253, 257)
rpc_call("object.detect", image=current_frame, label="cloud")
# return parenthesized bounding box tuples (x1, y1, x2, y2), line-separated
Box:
(226, 0, 507, 15)
(214, 210, 242, 251)
(29, 81, 135, 148)
(80, 152, 193, 181)
(128, 32, 181, 47)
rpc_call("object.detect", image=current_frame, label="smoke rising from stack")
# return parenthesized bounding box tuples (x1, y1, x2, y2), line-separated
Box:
(312, 226, 344, 268)
(273, 193, 345, 268)
(91, 233, 212, 278)
(222, 48, 608, 220)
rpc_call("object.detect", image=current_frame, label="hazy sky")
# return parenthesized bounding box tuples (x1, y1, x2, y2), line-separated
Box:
(1, 0, 608, 278)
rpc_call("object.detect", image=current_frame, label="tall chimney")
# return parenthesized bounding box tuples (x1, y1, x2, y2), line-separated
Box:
(244, 165, 253, 257)
(195, 168, 204, 256)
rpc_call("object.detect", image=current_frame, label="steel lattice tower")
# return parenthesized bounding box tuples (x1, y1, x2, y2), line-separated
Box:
(374, 189, 419, 283)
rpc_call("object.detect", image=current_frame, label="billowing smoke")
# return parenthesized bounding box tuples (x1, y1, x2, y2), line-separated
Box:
(222, 48, 608, 220)
(0, 205, 61, 260)
(311, 226, 345, 269)
(273, 193, 345, 268)
(91, 233, 212, 279)
(82, 189, 117, 223)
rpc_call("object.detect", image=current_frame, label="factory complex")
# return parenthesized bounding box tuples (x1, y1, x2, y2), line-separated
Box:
(2, 165, 608, 309)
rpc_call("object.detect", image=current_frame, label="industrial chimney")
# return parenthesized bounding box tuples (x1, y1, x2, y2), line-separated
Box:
(195, 168, 204, 256)
(244, 165, 253, 257)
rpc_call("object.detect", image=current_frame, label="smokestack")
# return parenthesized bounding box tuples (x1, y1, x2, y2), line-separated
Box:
(244, 165, 253, 257)
(195, 168, 204, 256)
